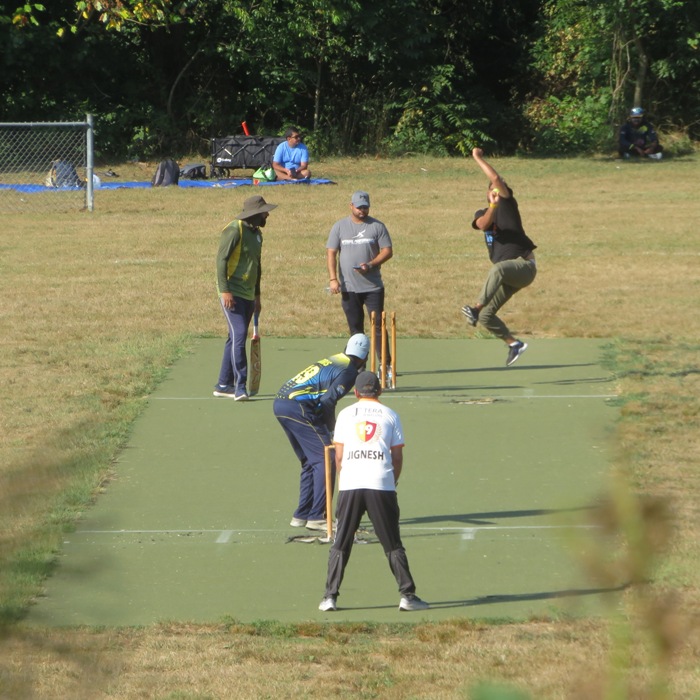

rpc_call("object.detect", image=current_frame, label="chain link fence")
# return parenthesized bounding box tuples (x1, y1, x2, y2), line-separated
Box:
(0, 116, 94, 213)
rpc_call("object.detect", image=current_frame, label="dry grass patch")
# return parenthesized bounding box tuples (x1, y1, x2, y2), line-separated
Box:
(1, 620, 698, 699)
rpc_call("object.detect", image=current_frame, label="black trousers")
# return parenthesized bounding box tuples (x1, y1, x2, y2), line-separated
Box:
(323, 489, 416, 599)
(341, 289, 391, 365)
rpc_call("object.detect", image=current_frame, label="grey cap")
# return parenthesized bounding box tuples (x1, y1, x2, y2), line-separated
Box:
(351, 190, 370, 208)
(355, 371, 381, 397)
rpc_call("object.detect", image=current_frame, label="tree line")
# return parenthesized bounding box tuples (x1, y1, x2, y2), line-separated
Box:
(2, 0, 698, 159)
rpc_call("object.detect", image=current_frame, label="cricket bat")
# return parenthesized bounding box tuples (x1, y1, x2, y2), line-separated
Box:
(249, 311, 261, 396)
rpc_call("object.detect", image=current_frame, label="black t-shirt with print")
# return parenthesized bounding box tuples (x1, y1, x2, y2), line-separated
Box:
(472, 194, 537, 264)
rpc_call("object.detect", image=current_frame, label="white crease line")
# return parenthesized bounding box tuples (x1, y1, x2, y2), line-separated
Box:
(416, 524, 599, 542)
(81, 529, 222, 533)
(77, 524, 597, 537)
(404, 525, 597, 532)
(151, 394, 617, 401)
(409, 394, 616, 400)
(78, 528, 280, 539)
(379, 394, 617, 401)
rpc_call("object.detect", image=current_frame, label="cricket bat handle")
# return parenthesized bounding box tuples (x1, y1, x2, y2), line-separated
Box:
(252, 310, 260, 338)
(324, 445, 334, 539)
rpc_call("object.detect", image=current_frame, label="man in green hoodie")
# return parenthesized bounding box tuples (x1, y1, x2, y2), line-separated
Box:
(213, 195, 277, 401)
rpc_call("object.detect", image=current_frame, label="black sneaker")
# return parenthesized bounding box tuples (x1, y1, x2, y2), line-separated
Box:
(506, 341, 528, 366)
(461, 305, 479, 326)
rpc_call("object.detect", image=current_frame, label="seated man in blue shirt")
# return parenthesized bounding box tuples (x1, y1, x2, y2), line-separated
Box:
(273, 127, 311, 180)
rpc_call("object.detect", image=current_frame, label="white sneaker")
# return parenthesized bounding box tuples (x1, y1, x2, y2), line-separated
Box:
(506, 340, 528, 366)
(399, 595, 430, 611)
(212, 384, 236, 398)
(376, 367, 394, 388)
(648, 152, 663, 160)
(306, 519, 328, 531)
(318, 596, 337, 612)
(289, 517, 307, 528)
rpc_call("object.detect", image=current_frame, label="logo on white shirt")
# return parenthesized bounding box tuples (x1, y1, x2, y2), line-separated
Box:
(355, 421, 378, 442)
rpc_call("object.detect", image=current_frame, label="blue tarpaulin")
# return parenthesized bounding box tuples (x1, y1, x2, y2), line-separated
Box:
(0, 178, 335, 194)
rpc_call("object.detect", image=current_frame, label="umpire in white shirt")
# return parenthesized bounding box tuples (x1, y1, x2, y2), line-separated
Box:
(318, 371, 428, 613)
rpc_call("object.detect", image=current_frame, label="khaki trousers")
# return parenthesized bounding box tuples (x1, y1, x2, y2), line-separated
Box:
(477, 258, 536, 340)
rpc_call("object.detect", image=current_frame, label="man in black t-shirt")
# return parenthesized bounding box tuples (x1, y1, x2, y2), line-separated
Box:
(461, 148, 538, 366)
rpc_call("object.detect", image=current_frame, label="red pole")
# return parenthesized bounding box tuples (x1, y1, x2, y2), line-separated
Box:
(241, 121, 251, 136)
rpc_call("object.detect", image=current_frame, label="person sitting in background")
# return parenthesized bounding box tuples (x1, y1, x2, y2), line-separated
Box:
(272, 127, 311, 180)
(619, 107, 664, 160)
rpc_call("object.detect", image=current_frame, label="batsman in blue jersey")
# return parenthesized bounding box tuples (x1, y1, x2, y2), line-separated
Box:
(274, 334, 370, 531)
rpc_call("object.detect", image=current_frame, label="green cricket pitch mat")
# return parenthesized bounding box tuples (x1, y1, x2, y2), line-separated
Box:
(28, 337, 621, 626)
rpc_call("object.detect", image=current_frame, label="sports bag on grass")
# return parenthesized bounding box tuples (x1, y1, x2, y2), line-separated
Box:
(152, 158, 179, 186)
(252, 165, 276, 182)
(180, 163, 207, 179)
(46, 160, 83, 188)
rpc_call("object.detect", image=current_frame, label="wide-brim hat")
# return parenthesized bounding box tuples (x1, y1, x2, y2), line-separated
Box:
(237, 195, 277, 220)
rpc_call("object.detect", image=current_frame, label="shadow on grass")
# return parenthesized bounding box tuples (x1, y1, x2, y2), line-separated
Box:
(337, 584, 630, 612)
(424, 583, 630, 610)
(399, 362, 597, 377)
(401, 506, 592, 527)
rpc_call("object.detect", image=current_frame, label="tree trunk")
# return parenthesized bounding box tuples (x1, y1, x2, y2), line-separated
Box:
(314, 59, 323, 132)
(632, 34, 648, 107)
(167, 48, 203, 123)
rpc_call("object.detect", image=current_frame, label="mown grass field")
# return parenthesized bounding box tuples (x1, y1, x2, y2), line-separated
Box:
(1, 155, 699, 699)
